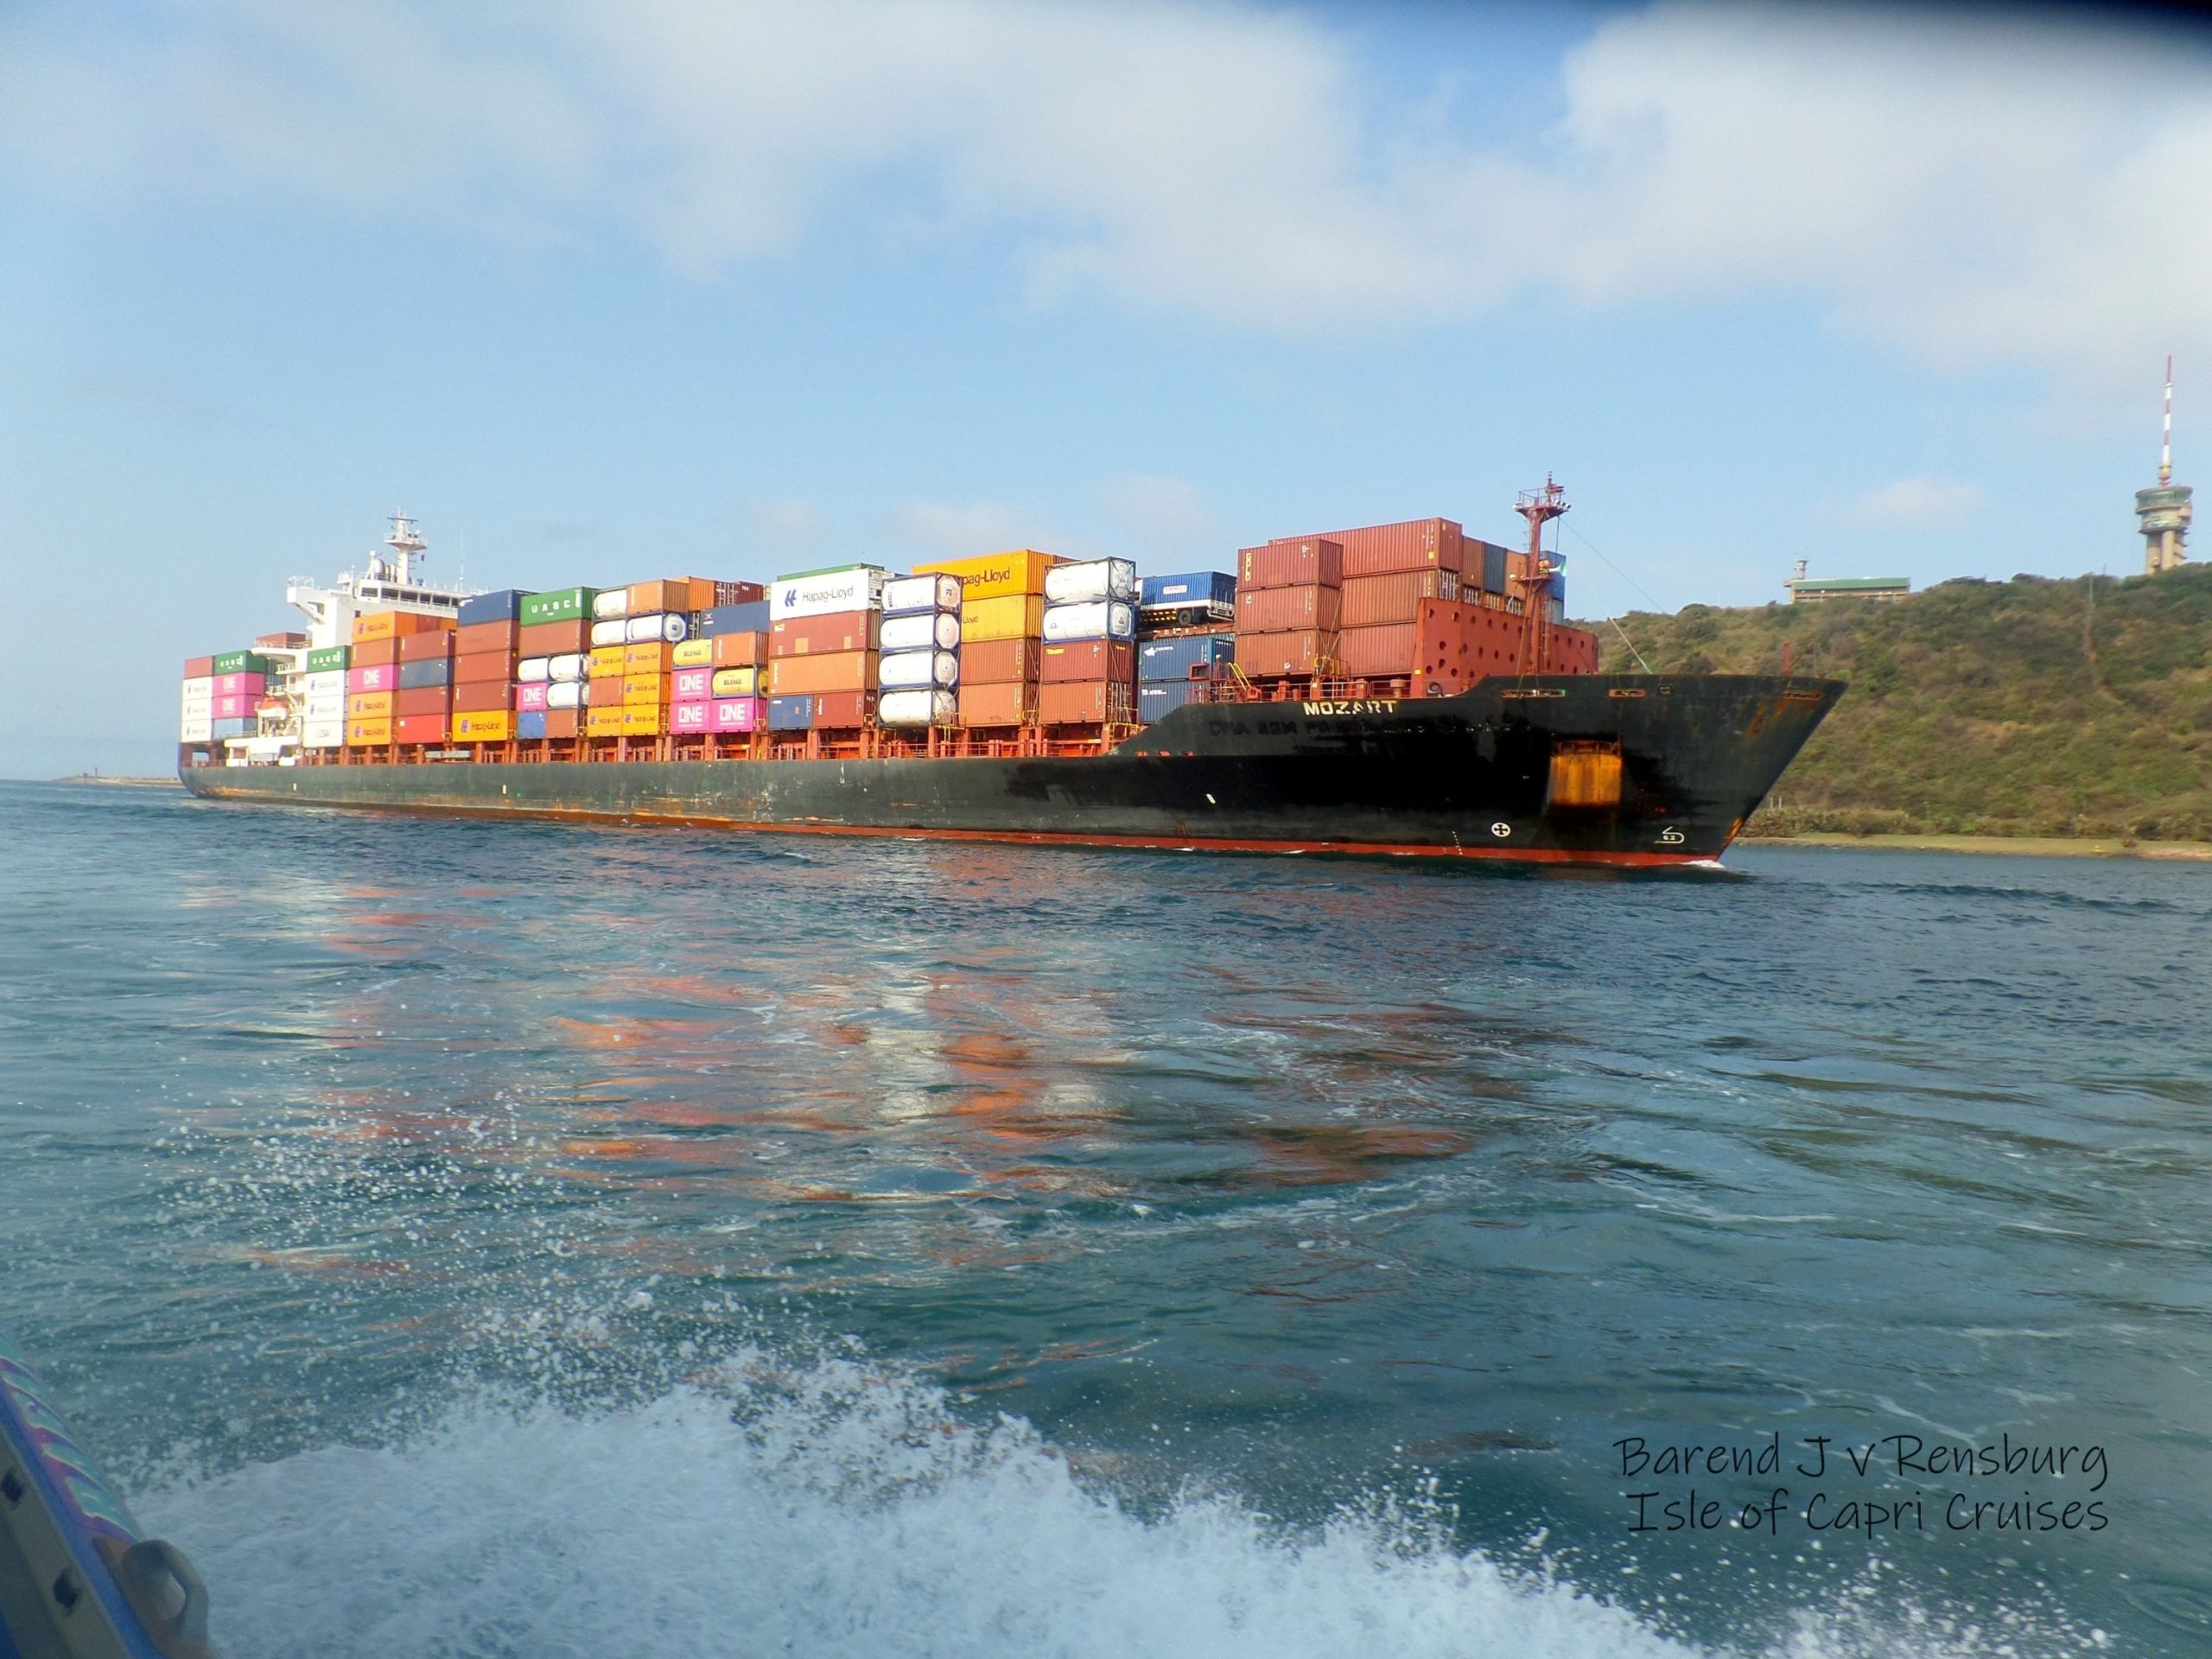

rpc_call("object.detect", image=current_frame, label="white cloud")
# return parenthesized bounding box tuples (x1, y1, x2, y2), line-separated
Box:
(1842, 476, 1986, 530)
(3, 1, 2206, 382)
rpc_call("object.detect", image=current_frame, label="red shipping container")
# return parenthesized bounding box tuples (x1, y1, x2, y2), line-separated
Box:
(1339, 569, 1459, 626)
(451, 681, 508, 713)
(518, 619, 590, 656)
(1237, 539, 1343, 590)
(1236, 629, 1338, 677)
(1335, 623, 1419, 677)
(456, 620, 519, 656)
(710, 631, 767, 669)
(1039, 639, 1135, 684)
(394, 714, 447, 744)
(543, 709, 581, 740)
(1036, 681, 1134, 725)
(1236, 584, 1343, 632)
(962, 638, 1041, 684)
(182, 655, 214, 678)
(812, 690, 875, 728)
(454, 650, 513, 685)
(770, 610, 880, 658)
(959, 682, 1036, 727)
(1308, 518, 1465, 578)
(349, 637, 400, 668)
(397, 629, 456, 663)
(394, 685, 452, 718)
(714, 580, 767, 606)
(516, 682, 550, 712)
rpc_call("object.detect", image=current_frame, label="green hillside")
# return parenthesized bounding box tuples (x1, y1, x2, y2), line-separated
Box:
(1589, 564, 2212, 839)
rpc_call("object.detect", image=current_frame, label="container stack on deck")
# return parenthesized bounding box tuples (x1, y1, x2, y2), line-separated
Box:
(180, 658, 214, 748)
(697, 598, 770, 737)
(766, 565, 885, 736)
(452, 588, 528, 745)
(393, 616, 457, 747)
(1234, 537, 1343, 682)
(876, 574, 963, 728)
(302, 645, 347, 750)
(1037, 558, 1138, 728)
(347, 611, 444, 747)
(1135, 571, 1236, 721)
(902, 550, 1047, 732)
(517, 586, 594, 742)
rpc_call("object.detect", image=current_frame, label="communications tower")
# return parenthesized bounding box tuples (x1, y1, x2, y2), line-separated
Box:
(2137, 357, 2191, 575)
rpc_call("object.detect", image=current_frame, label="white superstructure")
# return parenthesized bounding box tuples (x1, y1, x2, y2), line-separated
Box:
(285, 514, 475, 651)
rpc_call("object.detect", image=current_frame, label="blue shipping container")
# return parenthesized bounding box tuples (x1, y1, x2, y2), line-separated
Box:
(702, 601, 772, 637)
(458, 588, 530, 626)
(1481, 542, 1508, 595)
(210, 718, 252, 739)
(766, 694, 814, 731)
(516, 709, 548, 741)
(396, 658, 454, 690)
(1138, 681, 1202, 721)
(1139, 571, 1236, 610)
(1136, 633, 1235, 683)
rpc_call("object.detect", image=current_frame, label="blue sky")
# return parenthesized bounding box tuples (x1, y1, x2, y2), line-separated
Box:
(3, 0, 2209, 776)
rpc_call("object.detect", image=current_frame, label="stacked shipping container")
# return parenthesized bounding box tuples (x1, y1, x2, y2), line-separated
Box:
(302, 645, 347, 748)
(876, 575, 962, 727)
(452, 588, 529, 744)
(1038, 558, 1138, 727)
(346, 612, 449, 747)
(1233, 538, 1343, 680)
(690, 600, 770, 737)
(766, 565, 884, 733)
(517, 586, 594, 741)
(914, 550, 1057, 729)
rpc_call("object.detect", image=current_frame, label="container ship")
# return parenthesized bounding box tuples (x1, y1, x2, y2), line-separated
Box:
(177, 486, 1842, 868)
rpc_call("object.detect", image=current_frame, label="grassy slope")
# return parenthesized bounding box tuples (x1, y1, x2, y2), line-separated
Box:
(1588, 564, 2212, 839)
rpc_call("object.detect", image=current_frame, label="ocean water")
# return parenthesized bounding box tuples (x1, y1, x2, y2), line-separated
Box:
(2, 778, 2208, 1658)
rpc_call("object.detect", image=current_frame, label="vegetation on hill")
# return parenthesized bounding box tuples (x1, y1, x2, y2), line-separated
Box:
(1588, 564, 2212, 840)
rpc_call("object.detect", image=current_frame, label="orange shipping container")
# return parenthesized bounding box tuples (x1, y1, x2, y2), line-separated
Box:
(1236, 629, 1338, 678)
(770, 610, 880, 658)
(811, 690, 874, 728)
(1335, 623, 1419, 677)
(1308, 517, 1465, 579)
(518, 619, 589, 656)
(766, 651, 876, 696)
(961, 638, 1041, 684)
(1039, 640, 1135, 684)
(1339, 569, 1459, 627)
(451, 710, 512, 743)
(1036, 681, 1135, 725)
(345, 719, 392, 746)
(346, 692, 393, 719)
(350, 636, 400, 668)
(958, 682, 1036, 728)
(1237, 540, 1343, 591)
(626, 577, 716, 615)
(1236, 584, 1343, 632)
(454, 650, 513, 685)
(351, 609, 449, 645)
(710, 631, 767, 669)
(622, 642, 676, 675)
(451, 680, 509, 713)
(912, 550, 1058, 601)
(543, 709, 581, 740)
(394, 686, 451, 718)
(397, 627, 457, 663)
(455, 620, 519, 656)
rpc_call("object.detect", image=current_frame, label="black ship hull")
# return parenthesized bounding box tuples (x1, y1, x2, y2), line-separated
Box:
(178, 675, 1843, 868)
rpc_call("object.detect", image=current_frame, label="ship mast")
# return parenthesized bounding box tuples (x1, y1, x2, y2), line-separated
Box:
(1513, 475, 1568, 675)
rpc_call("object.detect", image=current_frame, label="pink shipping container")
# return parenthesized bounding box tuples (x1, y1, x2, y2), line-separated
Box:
(711, 696, 766, 733)
(213, 671, 267, 696)
(346, 664, 395, 694)
(211, 694, 253, 719)
(671, 698, 712, 734)
(515, 682, 551, 713)
(1236, 584, 1343, 632)
(1237, 539, 1343, 590)
(672, 667, 713, 701)
(1336, 623, 1420, 676)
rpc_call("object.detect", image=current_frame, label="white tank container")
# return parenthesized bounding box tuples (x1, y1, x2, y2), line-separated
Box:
(626, 613, 688, 644)
(1043, 558, 1136, 604)
(879, 611, 961, 652)
(1041, 600, 1136, 641)
(592, 590, 631, 620)
(878, 688, 957, 726)
(881, 574, 962, 617)
(547, 682, 583, 709)
(589, 619, 627, 647)
(771, 565, 885, 619)
(548, 653, 588, 683)
(877, 649, 960, 690)
(517, 657, 552, 683)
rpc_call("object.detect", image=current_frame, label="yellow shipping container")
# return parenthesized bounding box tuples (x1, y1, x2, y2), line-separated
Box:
(588, 644, 629, 678)
(346, 692, 393, 719)
(621, 673, 668, 705)
(709, 666, 758, 697)
(621, 704, 664, 736)
(961, 594, 1047, 643)
(585, 706, 626, 737)
(623, 642, 676, 675)
(346, 719, 393, 746)
(671, 637, 714, 668)
(451, 710, 512, 743)
(912, 549, 1058, 600)
(351, 611, 400, 644)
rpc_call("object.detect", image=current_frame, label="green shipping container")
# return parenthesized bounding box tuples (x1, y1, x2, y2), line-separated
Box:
(306, 645, 350, 673)
(212, 651, 274, 675)
(519, 587, 594, 626)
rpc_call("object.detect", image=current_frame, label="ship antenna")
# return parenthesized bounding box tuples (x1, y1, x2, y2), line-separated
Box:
(1513, 474, 1570, 676)
(385, 512, 428, 585)
(2162, 354, 2175, 486)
